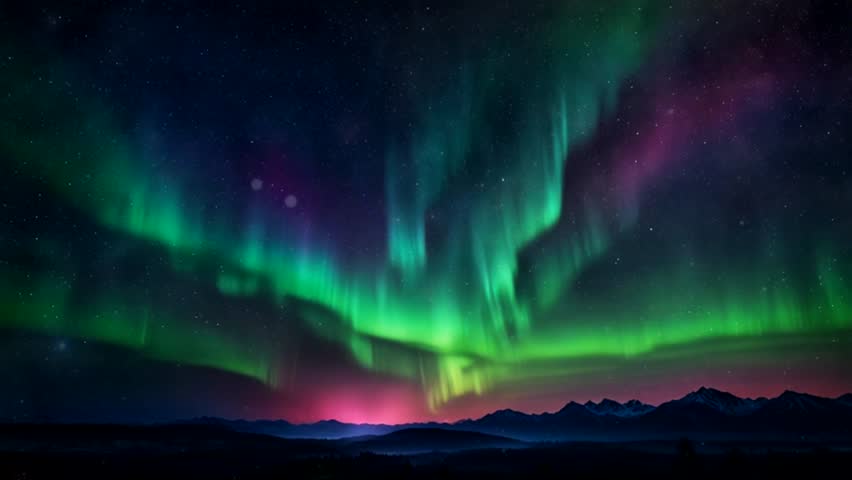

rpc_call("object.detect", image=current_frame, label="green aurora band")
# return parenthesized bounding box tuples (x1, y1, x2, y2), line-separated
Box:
(1, 1, 850, 410)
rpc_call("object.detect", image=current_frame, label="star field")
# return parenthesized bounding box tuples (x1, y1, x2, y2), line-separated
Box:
(1, 0, 851, 423)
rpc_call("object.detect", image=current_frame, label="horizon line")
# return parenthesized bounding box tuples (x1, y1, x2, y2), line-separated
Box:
(184, 386, 849, 426)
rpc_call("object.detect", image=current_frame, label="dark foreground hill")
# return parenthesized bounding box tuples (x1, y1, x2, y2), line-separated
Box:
(349, 427, 525, 454)
(3, 388, 852, 478)
(1, 423, 852, 479)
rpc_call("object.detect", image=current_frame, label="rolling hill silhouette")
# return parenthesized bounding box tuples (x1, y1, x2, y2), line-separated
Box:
(349, 428, 524, 454)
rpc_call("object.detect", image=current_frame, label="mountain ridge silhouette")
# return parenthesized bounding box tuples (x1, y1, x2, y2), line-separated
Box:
(178, 387, 852, 441)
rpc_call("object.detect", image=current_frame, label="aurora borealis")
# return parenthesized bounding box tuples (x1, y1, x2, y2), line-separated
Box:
(1, 1, 851, 424)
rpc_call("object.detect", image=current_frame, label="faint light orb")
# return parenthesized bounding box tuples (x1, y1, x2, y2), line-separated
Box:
(285, 194, 298, 208)
(57, 340, 67, 351)
(250, 178, 263, 191)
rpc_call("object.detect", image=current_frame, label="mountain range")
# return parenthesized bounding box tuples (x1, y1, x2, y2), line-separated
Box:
(187, 387, 852, 442)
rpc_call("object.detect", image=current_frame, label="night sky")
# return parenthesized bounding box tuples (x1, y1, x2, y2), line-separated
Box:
(1, 1, 851, 424)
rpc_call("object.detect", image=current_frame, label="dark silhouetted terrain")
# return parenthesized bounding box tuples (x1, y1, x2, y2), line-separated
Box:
(2, 388, 852, 478)
(1, 423, 851, 479)
(186, 388, 852, 441)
